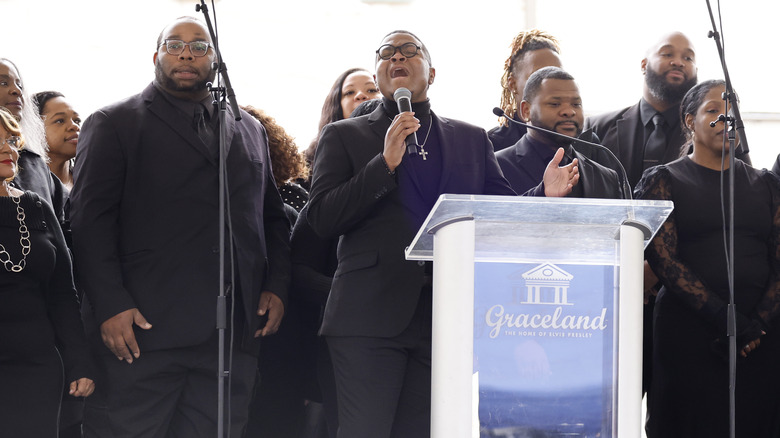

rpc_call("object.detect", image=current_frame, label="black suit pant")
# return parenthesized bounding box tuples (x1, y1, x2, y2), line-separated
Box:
(84, 331, 256, 438)
(327, 287, 432, 438)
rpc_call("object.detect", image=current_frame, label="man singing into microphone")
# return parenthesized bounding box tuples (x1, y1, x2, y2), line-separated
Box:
(70, 16, 290, 438)
(496, 66, 623, 199)
(307, 30, 579, 437)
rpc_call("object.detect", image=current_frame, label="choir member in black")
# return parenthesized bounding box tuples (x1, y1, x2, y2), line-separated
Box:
(635, 79, 780, 438)
(304, 68, 380, 189)
(307, 29, 577, 437)
(0, 59, 68, 225)
(35, 91, 80, 191)
(0, 107, 94, 437)
(489, 29, 562, 152)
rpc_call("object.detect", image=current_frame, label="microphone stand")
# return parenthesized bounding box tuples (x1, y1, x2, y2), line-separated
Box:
(196, 1, 239, 437)
(704, 3, 740, 438)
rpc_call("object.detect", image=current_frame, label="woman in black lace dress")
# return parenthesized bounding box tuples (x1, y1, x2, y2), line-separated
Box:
(0, 108, 94, 436)
(635, 79, 780, 437)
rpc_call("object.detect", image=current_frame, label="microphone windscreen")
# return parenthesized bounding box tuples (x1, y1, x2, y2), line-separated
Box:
(492, 107, 505, 117)
(393, 87, 412, 101)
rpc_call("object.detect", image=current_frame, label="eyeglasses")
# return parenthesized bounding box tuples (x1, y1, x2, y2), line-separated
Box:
(376, 42, 421, 60)
(159, 39, 211, 57)
(1, 136, 21, 148)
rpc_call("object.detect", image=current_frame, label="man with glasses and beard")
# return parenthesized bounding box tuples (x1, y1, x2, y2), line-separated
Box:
(70, 16, 290, 438)
(496, 67, 623, 199)
(586, 31, 750, 188)
(307, 30, 579, 437)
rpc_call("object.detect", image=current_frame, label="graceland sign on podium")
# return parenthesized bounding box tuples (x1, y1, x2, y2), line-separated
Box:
(405, 194, 673, 438)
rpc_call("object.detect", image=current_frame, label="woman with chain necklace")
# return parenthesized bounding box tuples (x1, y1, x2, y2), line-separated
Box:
(0, 107, 94, 436)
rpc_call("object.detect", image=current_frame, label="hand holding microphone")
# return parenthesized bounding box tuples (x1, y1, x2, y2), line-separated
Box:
(383, 87, 420, 171)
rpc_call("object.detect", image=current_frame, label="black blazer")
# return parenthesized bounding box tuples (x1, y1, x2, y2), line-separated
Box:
(307, 105, 515, 338)
(585, 100, 750, 188)
(496, 135, 624, 199)
(70, 83, 290, 353)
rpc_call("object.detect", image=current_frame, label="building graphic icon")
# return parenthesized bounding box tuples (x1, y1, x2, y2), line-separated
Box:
(512, 263, 574, 305)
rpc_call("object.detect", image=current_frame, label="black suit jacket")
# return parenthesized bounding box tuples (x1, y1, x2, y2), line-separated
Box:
(496, 135, 624, 199)
(585, 102, 686, 188)
(585, 100, 750, 188)
(307, 105, 515, 338)
(70, 83, 290, 354)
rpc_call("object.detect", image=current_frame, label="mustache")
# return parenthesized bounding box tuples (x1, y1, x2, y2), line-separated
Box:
(553, 120, 581, 131)
(665, 68, 686, 79)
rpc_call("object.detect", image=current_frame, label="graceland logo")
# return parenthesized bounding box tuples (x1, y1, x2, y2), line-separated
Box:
(485, 305, 607, 339)
(484, 263, 609, 339)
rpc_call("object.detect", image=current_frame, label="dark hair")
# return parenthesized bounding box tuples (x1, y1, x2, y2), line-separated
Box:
(679, 79, 727, 149)
(305, 67, 369, 164)
(377, 30, 432, 66)
(522, 66, 574, 102)
(242, 105, 308, 187)
(499, 29, 561, 123)
(349, 98, 381, 118)
(33, 91, 65, 116)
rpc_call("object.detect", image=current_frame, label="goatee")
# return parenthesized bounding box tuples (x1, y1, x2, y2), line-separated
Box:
(154, 60, 214, 93)
(646, 66, 697, 104)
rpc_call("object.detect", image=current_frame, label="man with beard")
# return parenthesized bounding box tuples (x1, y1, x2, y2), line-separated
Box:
(496, 67, 623, 199)
(70, 16, 290, 438)
(586, 31, 750, 188)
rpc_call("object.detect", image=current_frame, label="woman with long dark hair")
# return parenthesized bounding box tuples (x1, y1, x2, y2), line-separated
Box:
(304, 68, 379, 177)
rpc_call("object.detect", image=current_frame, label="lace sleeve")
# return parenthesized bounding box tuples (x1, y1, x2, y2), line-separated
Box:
(753, 171, 780, 328)
(635, 167, 732, 331)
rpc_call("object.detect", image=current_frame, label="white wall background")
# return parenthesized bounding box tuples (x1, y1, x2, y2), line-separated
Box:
(6, 0, 778, 169)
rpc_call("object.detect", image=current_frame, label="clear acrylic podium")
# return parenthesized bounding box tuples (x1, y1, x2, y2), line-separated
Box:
(405, 194, 673, 438)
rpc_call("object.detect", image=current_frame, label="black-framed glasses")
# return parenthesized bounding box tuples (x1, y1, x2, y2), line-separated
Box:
(376, 42, 421, 60)
(159, 39, 211, 57)
(1, 136, 21, 148)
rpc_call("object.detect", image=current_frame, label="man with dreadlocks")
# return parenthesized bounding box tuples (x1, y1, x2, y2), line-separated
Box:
(489, 29, 562, 152)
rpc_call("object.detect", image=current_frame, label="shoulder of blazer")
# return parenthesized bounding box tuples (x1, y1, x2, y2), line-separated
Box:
(585, 102, 637, 136)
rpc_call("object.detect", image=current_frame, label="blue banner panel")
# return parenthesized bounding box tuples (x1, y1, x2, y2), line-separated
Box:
(474, 262, 616, 438)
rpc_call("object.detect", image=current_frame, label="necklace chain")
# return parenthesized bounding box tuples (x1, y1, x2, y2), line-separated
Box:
(387, 113, 434, 159)
(0, 195, 30, 272)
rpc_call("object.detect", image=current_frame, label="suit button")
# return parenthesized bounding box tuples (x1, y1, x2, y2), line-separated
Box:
(417, 261, 425, 266)
(212, 246, 219, 253)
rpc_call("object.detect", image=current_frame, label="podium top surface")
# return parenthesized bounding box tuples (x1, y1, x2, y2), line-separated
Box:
(405, 194, 673, 264)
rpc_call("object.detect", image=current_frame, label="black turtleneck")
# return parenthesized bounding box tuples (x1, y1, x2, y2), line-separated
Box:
(381, 97, 443, 229)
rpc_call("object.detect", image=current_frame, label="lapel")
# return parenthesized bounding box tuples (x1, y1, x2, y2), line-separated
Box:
(614, 103, 641, 164)
(512, 135, 543, 183)
(573, 149, 593, 197)
(435, 113, 455, 193)
(143, 84, 217, 165)
(214, 101, 236, 158)
(367, 106, 391, 147)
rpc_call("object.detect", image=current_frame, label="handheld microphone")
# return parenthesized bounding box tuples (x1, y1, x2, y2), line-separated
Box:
(493, 107, 632, 200)
(393, 87, 419, 156)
